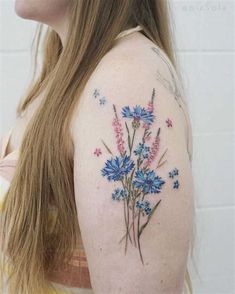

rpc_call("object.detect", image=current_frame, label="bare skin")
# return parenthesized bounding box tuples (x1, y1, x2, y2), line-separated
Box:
(14, 0, 70, 47)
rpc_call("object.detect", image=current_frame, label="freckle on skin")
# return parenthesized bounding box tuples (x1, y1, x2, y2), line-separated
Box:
(161, 280, 163, 283)
(99, 247, 102, 251)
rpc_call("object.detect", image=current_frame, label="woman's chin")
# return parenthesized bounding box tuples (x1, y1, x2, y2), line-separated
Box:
(14, 1, 36, 19)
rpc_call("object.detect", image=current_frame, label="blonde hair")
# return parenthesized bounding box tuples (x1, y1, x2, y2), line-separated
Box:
(0, 1, 196, 293)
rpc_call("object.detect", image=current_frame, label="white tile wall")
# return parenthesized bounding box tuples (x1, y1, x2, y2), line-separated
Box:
(0, 0, 234, 293)
(172, 1, 235, 293)
(172, 0, 234, 51)
(193, 133, 234, 208)
(0, 0, 37, 52)
(0, 0, 37, 133)
(0, 52, 32, 129)
(179, 52, 234, 134)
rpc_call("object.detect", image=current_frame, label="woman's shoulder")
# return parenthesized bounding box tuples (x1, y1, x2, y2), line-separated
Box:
(77, 33, 187, 114)
(70, 34, 194, 294)
(91, 35, 177, 89)
(71, 35, 191, 157)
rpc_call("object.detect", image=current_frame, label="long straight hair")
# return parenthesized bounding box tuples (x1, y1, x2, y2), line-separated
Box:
(0, 1, 195, 293)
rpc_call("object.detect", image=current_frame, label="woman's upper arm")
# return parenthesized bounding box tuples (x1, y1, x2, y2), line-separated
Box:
(72, 57, 194, 294)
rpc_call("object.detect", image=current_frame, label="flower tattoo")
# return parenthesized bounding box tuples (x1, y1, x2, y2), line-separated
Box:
(93, 88, 107, 106)
(169, 168, 179, 179)
(99, 96, 107, 106)
(166, 118, 173, 128)
(93, 88, 100, 98)
(94, 148, 102, 157)
(101, 155, 135, 181)
(99, 87, 180, 265)
(112, 188, 128, 201)
(133, 170, 165, 194)
(121, 105, 155, 125)
(173, 180, 180, 189)
(168, 168, 180, 190)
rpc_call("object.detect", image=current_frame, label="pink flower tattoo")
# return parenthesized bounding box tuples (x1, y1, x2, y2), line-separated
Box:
(143, 128, 161, 168)
(112, 105, 125, 155)
(166, 118, 173, 128)
(94, 148, 102, 157)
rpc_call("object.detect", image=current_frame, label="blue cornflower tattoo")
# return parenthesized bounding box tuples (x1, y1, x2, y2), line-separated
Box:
(99, 97, 107, 106)
(173, 180, 180, 189)
(133, 170, 165, 194)
(136, 200, 144, 209)
(93, 88, 100, 98)
(112, 188, 128, 201)
(121, 105, 155, 125)
(144, 207, 152, 215)
(169, 171, 174, 178)
(101, 155, 135, 181)
(173, 168, 179, 176)
(134, 143, 150, 158)
(169, 168, 179, 178)
(136, 200, 152, 215)
(143, 200, 150, 208)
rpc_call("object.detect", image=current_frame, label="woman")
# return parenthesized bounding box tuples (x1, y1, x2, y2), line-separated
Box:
(0, 0, 195, 293)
